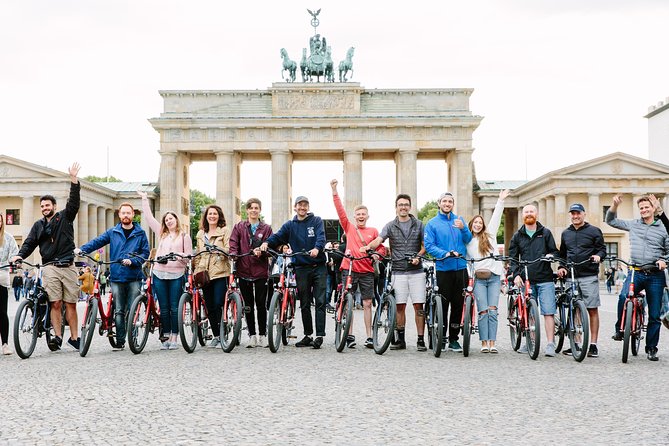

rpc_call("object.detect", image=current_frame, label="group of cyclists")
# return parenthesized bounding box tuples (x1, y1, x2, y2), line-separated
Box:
(1, 161, 668, 361)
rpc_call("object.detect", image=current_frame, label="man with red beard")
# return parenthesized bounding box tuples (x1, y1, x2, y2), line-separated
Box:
(508, 204, 559, 356)
(77, 202, 150, 350)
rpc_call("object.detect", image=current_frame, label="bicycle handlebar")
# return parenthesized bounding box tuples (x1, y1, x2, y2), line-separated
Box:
(203, 244, 256, 259)
(9, 259, 62, 269)
(265, 248, 312, 258)
(409, 251, 462, 262)
(606, 257, 660, 270)
(324, 248, 386, 262)
(498, 255, 555, 266)
(76, 252, 124, 266)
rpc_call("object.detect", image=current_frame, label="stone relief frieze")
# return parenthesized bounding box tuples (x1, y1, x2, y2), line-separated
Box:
(276, 94, 355, 111)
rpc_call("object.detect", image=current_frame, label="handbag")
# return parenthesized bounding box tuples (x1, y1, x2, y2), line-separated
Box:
(475, 269, 493, 280)
(193, 238, 213, 288)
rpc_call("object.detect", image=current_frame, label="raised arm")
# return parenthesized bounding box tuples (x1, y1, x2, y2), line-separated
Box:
(138, 191, 161, 235)
(605, 194, 631, 231)
(331, 179, 350, 231)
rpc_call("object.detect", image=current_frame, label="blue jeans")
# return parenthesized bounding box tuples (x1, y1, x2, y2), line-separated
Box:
(616, 270, 665, 351)
(295, 263, 327, 337)
(111, 280, 142, 346)
(152, 275, 185, 336)
(474, 274, 501, 341)
(13, 287, 21, 301)
(531, 282, 556, 316)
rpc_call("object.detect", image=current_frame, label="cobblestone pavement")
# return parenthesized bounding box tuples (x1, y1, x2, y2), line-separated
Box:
(1, 287, 667, 445)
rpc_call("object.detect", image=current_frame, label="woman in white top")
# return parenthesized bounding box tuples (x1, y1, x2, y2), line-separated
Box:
(0, 213, 19, 355)
(466, 189, 509, 353)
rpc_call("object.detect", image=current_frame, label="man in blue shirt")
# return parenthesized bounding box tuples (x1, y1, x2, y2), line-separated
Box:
(424, 192, 472, 352)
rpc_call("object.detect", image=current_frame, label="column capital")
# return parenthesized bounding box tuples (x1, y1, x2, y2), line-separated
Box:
(214, 148, 235, 156)
(398, 147, 420, 155)
(269, 147, 290, 156)
(343, 147, 363, 155)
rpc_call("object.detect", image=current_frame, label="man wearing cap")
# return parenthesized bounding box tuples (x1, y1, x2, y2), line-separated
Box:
(424, 192, 472, 352)
(260, 195, 327, 349)
(557, 203, 606, 358)
(606, 194, 669, 361)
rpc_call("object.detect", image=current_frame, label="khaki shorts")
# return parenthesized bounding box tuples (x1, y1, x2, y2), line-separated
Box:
(567, 275, 601, 309)
(42, 265, 80, 304)
(391, 271, 426, 304)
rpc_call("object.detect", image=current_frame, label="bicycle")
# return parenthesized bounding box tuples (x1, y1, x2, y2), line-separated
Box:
(553, 258, 592, 362)
(460, 256, 496, 357)
(10, 260, 61, 359)
(174, 250, 210, 353)
(372, 255, 396, 355)
(126, 254, 164, 354)
(608, 257, 655, 363)
(503, 256, 551, 360)
(77, 253, 123, 357)
(266, 249, 308, 353)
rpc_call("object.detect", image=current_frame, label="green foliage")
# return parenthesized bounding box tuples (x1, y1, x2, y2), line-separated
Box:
(497, 213, 505, 244)
(418, 200, 439, 225)
(190, 189, 215, 241)
(83, 175, 123, 183)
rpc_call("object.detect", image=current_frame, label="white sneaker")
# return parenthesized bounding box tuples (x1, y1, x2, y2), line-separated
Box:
(160, 341, 170, 350)
(168, 341, 179, 350)
(258, 335, 268, 348)
(2, 344, 12, 355)
(208, 337, 221, 348)
(246, 335, 257, 348)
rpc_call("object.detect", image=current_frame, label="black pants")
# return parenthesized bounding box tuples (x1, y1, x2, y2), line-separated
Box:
(239, 278, 269, 336)
(0, 287, 8, 344)
(436, 269, 468, 342)
(295, 264, 327, 337)
(202, 277, 228, 338)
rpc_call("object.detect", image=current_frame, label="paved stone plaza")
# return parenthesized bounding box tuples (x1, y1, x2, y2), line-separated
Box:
(0, 288, 667, 445)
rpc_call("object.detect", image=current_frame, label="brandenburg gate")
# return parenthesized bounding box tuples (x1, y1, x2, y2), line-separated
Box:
(149, 83, 481, 229)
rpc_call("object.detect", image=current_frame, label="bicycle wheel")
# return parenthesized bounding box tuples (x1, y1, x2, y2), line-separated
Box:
(507, 296, 521, 351)
(553, 310, 564, 353)
(463, 294, 473, 357)
(282, 293, 294, 346)
(13, 299, 38, 359)
(569, 299, 590, 362)
(267, 291, 282, 353)
(196, 297, 209, 346)
(335, 293, 354, 352)
(127, 294, 150, 354)
(221, 292, 243, 353)
(631, 303, 642, 356)
(430, 293, 444, 358)
(373, 293, 396, 355)
(526, 299, 541, 360)
(79, 298, 99, 357)
(178, 292, 197, 353)
(622, 300, 633, 363)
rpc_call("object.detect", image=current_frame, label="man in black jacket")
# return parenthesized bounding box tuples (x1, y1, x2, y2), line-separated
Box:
(12, 163, 81, 351)
(509, 204, 559, 356)
(557, 203, 606, 358)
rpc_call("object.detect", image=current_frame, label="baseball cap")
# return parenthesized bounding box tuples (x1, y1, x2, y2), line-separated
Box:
(438, 192, 454, 202)
(569, 203, 585, 213)
(294, 196, 309, 205)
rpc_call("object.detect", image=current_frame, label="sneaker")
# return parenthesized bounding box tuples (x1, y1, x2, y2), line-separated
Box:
(208, 337, 221, 348)
(246, 335, 258, 348)
(67, 337, 81, 351)
(562, 344, 580, 356)
(517, 344, 528, 354)
(325, 303, 335, 313)
(346, 335, 356, 348)
(295, 335, 313, 347)
(448, 341, 463, 353)
(2, 343, 12, 355)
(612, 332, 623, 341)
(168, 341, 178, 350)
(587, 344, 599, 358)
(48, 335, 62, 351)
(545, 342, 556, 357)
(112, 344, 125, 352)
(312, 336, 323, 349)
(364, 337, 373, 348)
(258, 335, 268, 348)
(416, 340, 427, 351)
(647, 348, 659, 361)
(160, 341, 170, 350)
(390, 341, 406, 350)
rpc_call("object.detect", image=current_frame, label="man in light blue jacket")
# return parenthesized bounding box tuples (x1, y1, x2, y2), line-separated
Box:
(424, 192, 472, 352)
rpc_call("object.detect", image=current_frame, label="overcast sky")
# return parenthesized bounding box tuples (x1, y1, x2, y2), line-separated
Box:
(1, 1, 667, 227)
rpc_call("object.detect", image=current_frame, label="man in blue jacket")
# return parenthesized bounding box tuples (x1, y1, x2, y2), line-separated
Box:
(424, 192, 472, 352)
(77, 202, 150, 350)
(260, 196, 327, 349)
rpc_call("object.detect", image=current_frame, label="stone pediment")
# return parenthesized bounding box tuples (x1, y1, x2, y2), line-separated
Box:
(0, 156, 67, 180)
(555, 152, 669, 178)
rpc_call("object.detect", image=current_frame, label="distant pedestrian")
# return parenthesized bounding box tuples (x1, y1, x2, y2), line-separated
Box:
(1, 212, 19, 355)
(12, 273, 23, 301)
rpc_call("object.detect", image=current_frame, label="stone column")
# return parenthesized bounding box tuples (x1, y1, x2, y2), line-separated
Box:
(545, 196, 555, 233)
(503, 208, 517, 252)
(588, 193, 600, 226)
(343, 148, 363, 217)
(87, 204, 97, 259)
(22, 196, 34, 239)
(538, 198, 546, 222)
(216, 149, 241, 228)
(159, 152, 178, 222)
(447, 149, 474, 221)
(77, 201, 88, 246)
(105, 209, 114, 261)
(482, 207, 493, 224)
(554, 193, 567, 236)
(395, 148, 419, 214)
(270, 147, 292, 230)
(97, 207, 106, 236)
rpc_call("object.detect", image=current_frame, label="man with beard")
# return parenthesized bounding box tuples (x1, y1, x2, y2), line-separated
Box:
(509, 204, 560, 356)
(13, 163, 82, 351)
(76, 202, 150, 350)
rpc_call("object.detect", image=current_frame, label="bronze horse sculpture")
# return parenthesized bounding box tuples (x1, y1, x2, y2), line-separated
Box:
(338, 47, 355, 82)
(280, 48, 297, 82)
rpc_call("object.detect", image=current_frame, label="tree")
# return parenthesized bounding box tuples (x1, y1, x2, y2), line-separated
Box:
(83, 174, 123, 183)
(190, 189, 215, 241)
(418, 200, 438, 225)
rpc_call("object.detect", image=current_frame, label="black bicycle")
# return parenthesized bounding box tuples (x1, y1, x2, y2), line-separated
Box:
(372, 255, 396, 355)
(553, 258, 592, 362)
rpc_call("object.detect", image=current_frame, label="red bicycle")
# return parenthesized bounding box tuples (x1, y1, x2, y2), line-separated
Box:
(77, 253, 123, 357)
(126, 254, 163, 354)
(175, 250, 210, 353)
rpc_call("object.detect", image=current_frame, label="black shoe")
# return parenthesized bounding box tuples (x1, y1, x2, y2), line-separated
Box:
(295, 335, 313, 347)
(390, 341, 406, 350)
(312, 337, 323, 349)
(48, 335, 62, 351)
(326, 303, 335, 313)
(67, 337, 81, 350)
(587, 344, 599, 358)
(612, 332, 623, 341)
(346, 335, 356, 348)
(416, 339, 427, 351)
(562, 344, 580, 356)
(647, 348, 659, 361)
(364, 337, 373, 348)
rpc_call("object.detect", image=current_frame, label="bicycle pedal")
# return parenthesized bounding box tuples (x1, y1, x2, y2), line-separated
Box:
(326, 308, 335, 314)
(243, 306, 251, 314)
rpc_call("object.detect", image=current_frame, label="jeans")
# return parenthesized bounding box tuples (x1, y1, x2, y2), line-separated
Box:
(530, 282, 556, 316)
(152, 275, 185, 336)
(239, 278, 269, 336)
(436, 269, 468, 343)
(474, 274, 501, 341)
(616, 270, 665, 351)
(13, 287, 21, 301)
(295, 263, 327, 337)
(0, 287, 8, 344)
(111, 280, 142, 346)
(202, 277, 228, 338)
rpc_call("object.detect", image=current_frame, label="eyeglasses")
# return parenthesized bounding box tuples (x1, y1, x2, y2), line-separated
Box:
(397, 203, 411, 207)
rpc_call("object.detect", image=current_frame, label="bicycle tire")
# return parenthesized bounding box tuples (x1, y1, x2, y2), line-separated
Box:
(221, 292, 243, 353)
(178, 292, 197, 353)
(335, 293, 354, 352)
(13, 299, 38, 359)
(463, 294, 473, 357)
(622, 300, 633, 363)
(79, 298, 98, 357)
(526, 298, 541, 360)
(631, 302, 643, 356)
(267, 291, 283, 353)
(569, 299, 589, 362)
(107, 300, 120, 349)
(196, 296, 209, 346)
(373, 293, 396, 355)
(282, 293, 294, 346)
(431, 293, 444, 358)
(553, 305, 565, 353)
(508, 296, 522, 351)
(127, 294, 150, 354)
